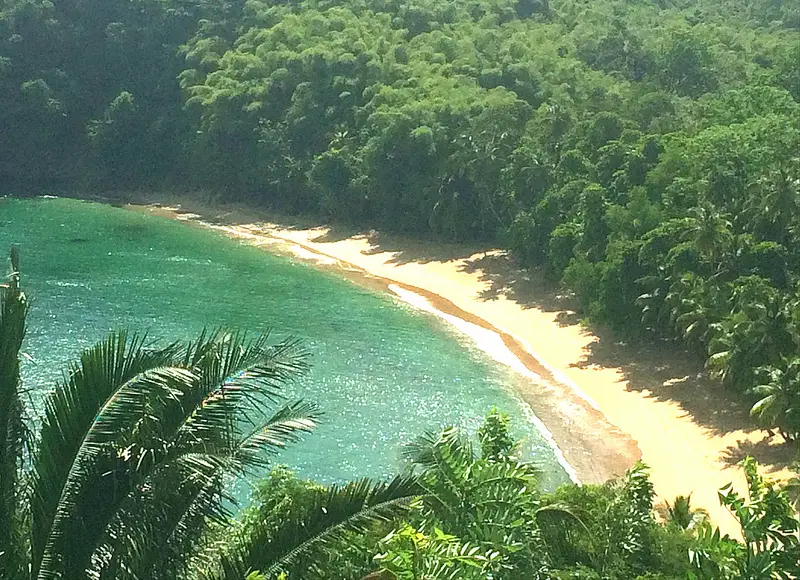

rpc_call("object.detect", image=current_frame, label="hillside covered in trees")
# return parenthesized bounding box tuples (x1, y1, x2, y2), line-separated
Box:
(2, 0, 800, 440)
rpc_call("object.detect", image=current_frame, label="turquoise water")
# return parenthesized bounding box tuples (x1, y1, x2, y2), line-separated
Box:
(0, 197, 568, 489)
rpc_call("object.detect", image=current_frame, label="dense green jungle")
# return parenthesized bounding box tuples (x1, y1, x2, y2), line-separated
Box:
(1, 0, 800, 577)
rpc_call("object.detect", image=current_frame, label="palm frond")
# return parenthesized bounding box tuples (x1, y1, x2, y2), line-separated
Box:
(227, 400, 321, 472)
(403, 429, 441, 467)
(406, 427, 476, 526)
(85, 366, 199, 446)
(33, 330, 312, 580)
(30, 331, 180, 578)
(536, 503, 595, 564)
(36, 366, 200, 580)
(0, 246, 29, 579)
(181, 330, 309, 422)
(92, 461, 226, 580)
(168, 331, 311, 456)
(84, 398, 320, 578)
(212, 474, 421, 580)
(660, 494, 709, 530)
(165, 400, 321, 487)
(404, 427, 475, 470)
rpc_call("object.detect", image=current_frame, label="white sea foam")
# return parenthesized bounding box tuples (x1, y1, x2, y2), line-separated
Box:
(388, 284, 581, 484)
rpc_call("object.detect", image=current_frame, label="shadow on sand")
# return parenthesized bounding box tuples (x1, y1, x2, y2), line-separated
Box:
(130, 195, 798, 474)
(333, 221, 796, 473)
(570, 327, 796, 468)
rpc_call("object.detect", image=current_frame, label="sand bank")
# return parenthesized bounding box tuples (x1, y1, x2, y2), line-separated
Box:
(131, 198, 795, 537)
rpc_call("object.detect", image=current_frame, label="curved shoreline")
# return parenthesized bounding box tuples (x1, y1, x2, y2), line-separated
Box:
(204, 219, 642, 487)
(386, 282, 581, 485)
(127, 197, 795, 538)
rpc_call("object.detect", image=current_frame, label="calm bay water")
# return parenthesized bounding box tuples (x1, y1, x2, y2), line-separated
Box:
(1, 197, 568, 490)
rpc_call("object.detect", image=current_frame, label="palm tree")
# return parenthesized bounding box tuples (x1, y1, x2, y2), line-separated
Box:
(398, 410, 580, 579)
(706, 276, 794, 391)
(665, 272, 717, 347)
(0, 245, 28, 579)
(1, 248, 423, 580)
(198, 409, 551, 580)
(748, 165, 799, 244)
(750, 358, 800, 442)
(659, 494, 708, 530)
(0, 248, 329, 579)
(205, 472, 420, 579)
(683, 204, 732, 264)
(49, 329, 325, 579)
(33, 329, 323, 580)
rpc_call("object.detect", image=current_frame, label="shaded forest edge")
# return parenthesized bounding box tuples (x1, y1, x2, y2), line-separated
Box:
(2, 0, 800, 444)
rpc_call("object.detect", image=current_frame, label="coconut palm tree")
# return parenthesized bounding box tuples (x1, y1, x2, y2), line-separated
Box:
(750, 358, 800, 442)
(748, 165, 799, 245)
(0, 249, 326, 579)
(0, 245, 28, 579)
(0, 248, 422, 580)
(659, 494, 708, 530)
(683, 204, 732, 264)
(665, 272, 718, 347)
(706, 276, 796, 392)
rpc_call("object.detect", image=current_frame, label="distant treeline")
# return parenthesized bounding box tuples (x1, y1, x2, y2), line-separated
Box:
(2, 0, 799, 438)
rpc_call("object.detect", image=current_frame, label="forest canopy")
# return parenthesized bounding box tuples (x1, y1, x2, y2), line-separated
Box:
(2, 0, 799, 438)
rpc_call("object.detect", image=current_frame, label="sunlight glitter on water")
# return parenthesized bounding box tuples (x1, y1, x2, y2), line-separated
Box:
(3, 196, 570, 491)
(389, 284, 580, 484)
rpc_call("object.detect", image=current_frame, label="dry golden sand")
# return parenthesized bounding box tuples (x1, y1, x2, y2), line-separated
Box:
(130, 197, 795, 538)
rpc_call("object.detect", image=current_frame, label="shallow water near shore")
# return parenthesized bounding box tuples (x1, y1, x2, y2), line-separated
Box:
(1, 196, 569, 491)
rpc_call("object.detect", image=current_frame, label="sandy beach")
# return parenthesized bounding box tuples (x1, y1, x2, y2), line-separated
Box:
(130, 197, 795, 538)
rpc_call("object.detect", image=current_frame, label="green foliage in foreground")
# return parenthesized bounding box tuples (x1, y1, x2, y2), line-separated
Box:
(1, 251, 799, 579)
(0, 249, 329, 579)
(690, 458, 800, 579)
(0, 245, 27, 577)
(226, 410, 799, 580)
